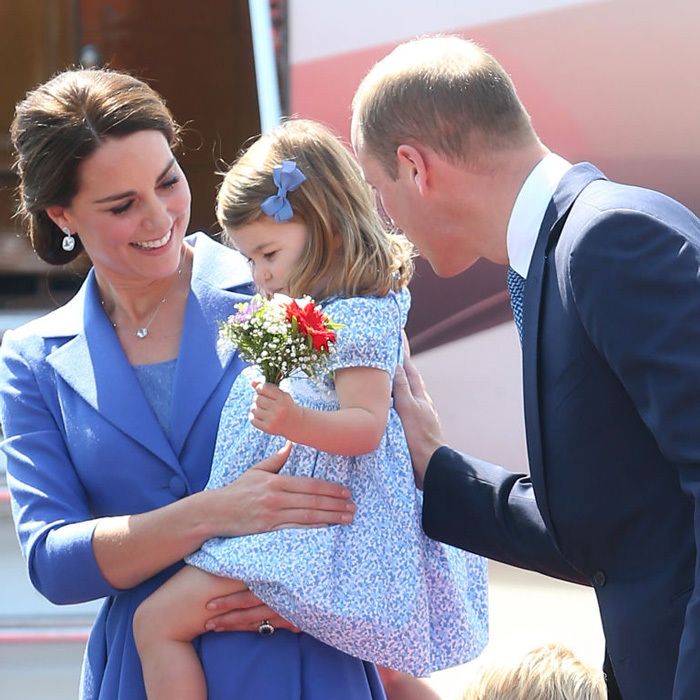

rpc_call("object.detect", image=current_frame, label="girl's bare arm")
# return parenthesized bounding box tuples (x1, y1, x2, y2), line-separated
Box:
(250, 367, 391, 456)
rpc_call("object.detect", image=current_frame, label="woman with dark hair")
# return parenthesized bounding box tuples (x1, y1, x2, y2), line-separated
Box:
(0, 68, 384, 699)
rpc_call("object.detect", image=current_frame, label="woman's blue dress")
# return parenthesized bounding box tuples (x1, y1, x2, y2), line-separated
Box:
(187, 289, 489, 675)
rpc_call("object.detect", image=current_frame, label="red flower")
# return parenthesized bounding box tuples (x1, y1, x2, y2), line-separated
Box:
(286, 299, 337, 352)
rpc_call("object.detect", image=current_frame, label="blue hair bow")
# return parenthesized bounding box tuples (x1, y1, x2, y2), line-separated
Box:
(260, 160, 306, 222)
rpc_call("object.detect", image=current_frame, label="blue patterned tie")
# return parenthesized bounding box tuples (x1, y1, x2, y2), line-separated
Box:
(507, 266, 526, 343)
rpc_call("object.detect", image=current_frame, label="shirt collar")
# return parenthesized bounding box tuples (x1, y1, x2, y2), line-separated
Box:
(506, 152, 573, 278)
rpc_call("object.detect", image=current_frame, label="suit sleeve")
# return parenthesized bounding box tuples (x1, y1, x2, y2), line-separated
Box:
(0, 330, 120, 604)
(569, 208, 700, 694)
(423, 446, 589, 584)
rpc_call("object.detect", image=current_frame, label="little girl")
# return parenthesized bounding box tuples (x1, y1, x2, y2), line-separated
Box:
(133, 119, 488, 699)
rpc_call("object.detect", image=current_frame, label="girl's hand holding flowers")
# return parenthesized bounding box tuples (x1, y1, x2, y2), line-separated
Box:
(220, 293, 340, 437)
(250, 380, 305, 438)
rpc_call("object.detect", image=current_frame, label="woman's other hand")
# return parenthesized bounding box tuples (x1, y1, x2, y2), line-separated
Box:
(204, 586, 300, 634)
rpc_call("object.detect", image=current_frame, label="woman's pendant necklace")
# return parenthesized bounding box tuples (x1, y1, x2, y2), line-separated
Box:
(101, 262, 184, 339)
(135, 299, 166, 339)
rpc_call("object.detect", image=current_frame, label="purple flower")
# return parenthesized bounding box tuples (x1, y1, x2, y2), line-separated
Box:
(229, 297, 262, 325)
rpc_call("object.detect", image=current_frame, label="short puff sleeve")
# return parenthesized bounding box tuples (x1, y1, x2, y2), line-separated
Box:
(324, 288, 410, 377)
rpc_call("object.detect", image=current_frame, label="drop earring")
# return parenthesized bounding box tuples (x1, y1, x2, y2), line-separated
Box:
(61, 226, 75, 252)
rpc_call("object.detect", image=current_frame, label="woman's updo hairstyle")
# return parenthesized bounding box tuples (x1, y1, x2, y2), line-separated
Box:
(10, 68, 180, 265)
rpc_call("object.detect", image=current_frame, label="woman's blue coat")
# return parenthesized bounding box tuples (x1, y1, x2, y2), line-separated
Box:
(0, 233, 383, 699)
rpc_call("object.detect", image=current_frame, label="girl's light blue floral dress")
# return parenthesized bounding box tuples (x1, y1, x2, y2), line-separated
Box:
(186, 288, 488, 675)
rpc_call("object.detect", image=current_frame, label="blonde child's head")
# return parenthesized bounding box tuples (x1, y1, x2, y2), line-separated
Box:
(216, 118, 414, 300)
(463, 644, 606, 700)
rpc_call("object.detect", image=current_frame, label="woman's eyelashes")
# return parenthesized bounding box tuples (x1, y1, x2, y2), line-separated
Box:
(161, 175, 179, 190)
(109, 200, 133, 215)
(107, 176, 180, 215)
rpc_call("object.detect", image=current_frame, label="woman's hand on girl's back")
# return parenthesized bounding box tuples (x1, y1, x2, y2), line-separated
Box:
(199, 441, 356, 538)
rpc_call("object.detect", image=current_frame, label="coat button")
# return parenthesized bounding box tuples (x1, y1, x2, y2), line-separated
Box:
(592, 570, 606, 587)
(168, 476, 187, 498)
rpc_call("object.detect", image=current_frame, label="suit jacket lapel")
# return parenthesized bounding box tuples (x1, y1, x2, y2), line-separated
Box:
(521, 163, 606, 525)
(46, 271, 181, 471)
(169, 233, 253, 455)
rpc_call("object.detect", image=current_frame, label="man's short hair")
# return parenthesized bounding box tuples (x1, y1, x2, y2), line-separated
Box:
(353, 35, 536, 178)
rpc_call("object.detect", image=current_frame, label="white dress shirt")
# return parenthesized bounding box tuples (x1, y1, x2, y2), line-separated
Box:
(506, 153, 573, 279)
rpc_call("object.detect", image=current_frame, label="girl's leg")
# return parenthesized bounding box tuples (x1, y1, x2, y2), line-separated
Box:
(133, 565, 247, 700)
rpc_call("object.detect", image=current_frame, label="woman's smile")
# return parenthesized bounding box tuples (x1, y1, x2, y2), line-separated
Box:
(131, 228, 173, 250)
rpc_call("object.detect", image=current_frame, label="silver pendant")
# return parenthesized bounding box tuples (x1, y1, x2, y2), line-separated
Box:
(136, 328, 149, 339)
(62, 235, 75, 252)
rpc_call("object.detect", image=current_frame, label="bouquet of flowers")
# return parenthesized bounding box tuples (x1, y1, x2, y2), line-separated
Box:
(219, 294, 341, 384)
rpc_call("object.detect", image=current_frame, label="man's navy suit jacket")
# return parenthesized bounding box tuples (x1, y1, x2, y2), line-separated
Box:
(423, 163, 700, 699)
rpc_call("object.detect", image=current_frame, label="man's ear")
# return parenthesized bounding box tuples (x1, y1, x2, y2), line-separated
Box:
(396, 144, 429, 195)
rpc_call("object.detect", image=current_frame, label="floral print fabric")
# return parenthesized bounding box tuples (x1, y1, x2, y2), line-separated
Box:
(186, 289, 488, 675)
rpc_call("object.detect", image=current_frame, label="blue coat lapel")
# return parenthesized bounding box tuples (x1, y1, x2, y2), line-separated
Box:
(46, 271, 181, 470)
(169, 233, 252, 455)
(44, 233, 252, 473)
(521, 163, 606, 524)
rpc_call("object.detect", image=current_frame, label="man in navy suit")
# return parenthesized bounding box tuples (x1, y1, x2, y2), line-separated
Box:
(351, 36, 700, 699)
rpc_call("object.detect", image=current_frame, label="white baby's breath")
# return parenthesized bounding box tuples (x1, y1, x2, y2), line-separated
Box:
(219, 293, 339, 384)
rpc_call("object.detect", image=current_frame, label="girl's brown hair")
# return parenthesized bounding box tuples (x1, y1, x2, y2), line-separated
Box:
(11, 68, 180, 265)
(217, 118, 414, 299)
